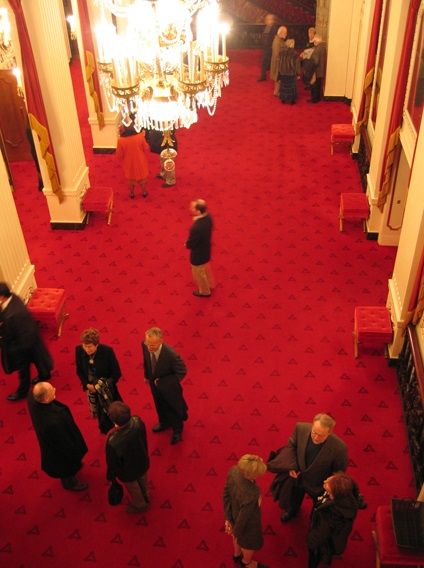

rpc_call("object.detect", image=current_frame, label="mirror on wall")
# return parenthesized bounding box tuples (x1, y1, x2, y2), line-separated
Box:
(405, 6, 424, 134)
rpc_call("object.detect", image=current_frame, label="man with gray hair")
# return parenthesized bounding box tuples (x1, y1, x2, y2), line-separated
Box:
(28, 382, 88, 491)
(268, 413, 347, 522)
(142, 327, 188, 444)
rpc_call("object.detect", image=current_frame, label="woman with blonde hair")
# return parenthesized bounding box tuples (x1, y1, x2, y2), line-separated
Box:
(223, 454, 268, 568)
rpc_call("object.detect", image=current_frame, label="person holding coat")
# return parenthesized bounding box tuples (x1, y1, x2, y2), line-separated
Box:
(307, 473, 360, 567)
(142, 326, 188, 445)
(75, 328, 123, 434)
(106, 401, 150, 513)
(268, 413, 348, 522)
(28, 382, 88, 491)
(0, 282, 53, 401)
(223, 454, 268, 568)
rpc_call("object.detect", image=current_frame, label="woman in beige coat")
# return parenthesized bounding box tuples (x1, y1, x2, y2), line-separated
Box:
(270, 26, 288, 96)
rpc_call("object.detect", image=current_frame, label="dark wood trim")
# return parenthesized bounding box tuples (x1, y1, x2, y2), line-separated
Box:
(323, 96, 352, 105)
(356, 125, 371, 190)
(93, 147, 116, 154)
(366, 231, 378, 240)
(50, 213, 88, 230)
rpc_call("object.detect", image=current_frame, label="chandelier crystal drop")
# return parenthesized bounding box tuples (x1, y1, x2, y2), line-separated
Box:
(93, 0, 230, 131)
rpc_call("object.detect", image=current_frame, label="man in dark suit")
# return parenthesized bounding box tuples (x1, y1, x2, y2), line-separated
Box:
(142, 327, 188, 445)
(271, 413, 348, 522)
(308, 35, 327, 103)
(186, 199, 214, 297)
(28, 382, 88, 491)
(0, 282, 53, 401)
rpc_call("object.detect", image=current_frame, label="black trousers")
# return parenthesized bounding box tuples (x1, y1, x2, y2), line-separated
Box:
(260, 47, 273, 79)
(310, 77, 323, 102)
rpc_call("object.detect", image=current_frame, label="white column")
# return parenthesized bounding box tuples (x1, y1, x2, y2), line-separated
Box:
(71, 0, 118, 152)
(0, 154, 36, 299)
(324, 0, 362, 99)
(22, 0, 90, 227)
(387, 116, 424, 358)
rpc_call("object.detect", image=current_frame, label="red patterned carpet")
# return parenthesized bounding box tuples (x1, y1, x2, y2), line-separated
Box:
(0, 50, 416, 568)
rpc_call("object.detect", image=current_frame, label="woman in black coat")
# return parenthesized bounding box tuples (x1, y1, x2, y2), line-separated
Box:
(75, 328, 122, 434)
(307, 472, 360, 567)
(223, 454, 268, 568)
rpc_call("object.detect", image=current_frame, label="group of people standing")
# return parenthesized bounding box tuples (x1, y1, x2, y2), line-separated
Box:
(24, 323, 187, 512)
(223, 414, 365, 568)
(259, 14, 327, 105)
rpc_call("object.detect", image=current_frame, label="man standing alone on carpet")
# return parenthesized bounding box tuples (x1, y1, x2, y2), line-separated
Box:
(267, 413, 347, 522)
(28, 382, 88, 491)
(142, 327, 188, 445)
(186, 199, 214, 298)
(0, 282, 53, 401)
(106, 401, 150, 513)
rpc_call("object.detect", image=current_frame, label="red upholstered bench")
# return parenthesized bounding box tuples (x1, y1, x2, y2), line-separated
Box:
(331, 123, 355, 155)
(372, 505, 424, 567)
(340, 192, 369, 232)
(83, 186, 114, 225)
(353, 306, 393, 358)
(27, 288, 69, 337)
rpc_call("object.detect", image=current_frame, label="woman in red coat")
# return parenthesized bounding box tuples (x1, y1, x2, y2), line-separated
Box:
(116, 125, 149, 198)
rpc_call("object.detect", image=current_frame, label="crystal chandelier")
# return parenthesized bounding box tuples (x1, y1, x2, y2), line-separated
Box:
(93, 0, 230, 131)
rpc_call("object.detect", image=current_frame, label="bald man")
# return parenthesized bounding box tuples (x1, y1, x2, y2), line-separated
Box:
(186, 199, 214, 297)
(28, 382, 88, 491)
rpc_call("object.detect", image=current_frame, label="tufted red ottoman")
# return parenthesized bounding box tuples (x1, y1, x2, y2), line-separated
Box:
(372, 506, 424, 567)
(83, 186, 114, 225)
(27, 288, 69, 337)
(340, 192, 369, 232)
(353, 306, 393, 357)
(331, 123, 355, 154)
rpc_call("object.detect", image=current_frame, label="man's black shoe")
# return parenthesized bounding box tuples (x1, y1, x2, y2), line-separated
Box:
(171, 432, 182, 445)
(152, 423, 170, 433)
(7, 392, 27, 401)
(280, 511, 296, 522)
(66, 481, 88, 492)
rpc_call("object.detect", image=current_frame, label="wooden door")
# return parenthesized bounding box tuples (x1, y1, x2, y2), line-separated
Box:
(0, 69, 32, 162)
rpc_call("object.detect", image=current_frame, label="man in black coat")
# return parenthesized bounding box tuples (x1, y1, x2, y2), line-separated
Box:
(28, 382, 88, 491)
(269, 413, 348, 522)
(142, 327, 188, 445)
(0, 282, 53, 401)
(106, 401, 150, 513)
(186, 199, 214, 297)
(258, 13, 279, 81)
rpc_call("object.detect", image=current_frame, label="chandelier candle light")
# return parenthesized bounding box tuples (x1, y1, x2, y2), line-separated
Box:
(93, 0, 230, 131)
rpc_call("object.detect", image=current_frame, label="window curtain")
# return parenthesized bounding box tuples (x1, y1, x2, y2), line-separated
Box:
(76, 0, 105, 129)
(8, 0, 62, 198)
(377, 0, 421, 209)
(355, 0, 384, 132)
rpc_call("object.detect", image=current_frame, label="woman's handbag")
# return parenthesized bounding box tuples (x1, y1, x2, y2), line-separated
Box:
(108, 478, 124, 506)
